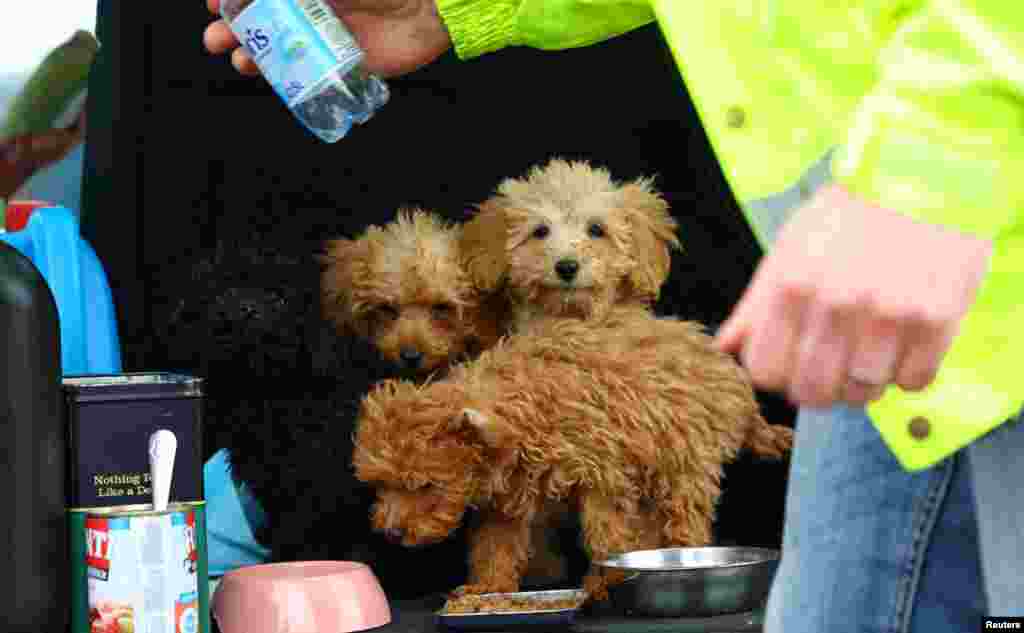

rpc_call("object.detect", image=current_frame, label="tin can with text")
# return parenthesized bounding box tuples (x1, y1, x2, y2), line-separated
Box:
(85, 503, 201, 633)
(64, 373, 208, 633)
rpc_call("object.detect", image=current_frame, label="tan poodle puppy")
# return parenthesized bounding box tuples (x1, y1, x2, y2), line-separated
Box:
(320, 208, 506, 376)
(459, 158, 684, 586)
(459, 158, 680, 331)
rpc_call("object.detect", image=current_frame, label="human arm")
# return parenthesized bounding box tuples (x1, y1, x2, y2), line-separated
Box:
(204, 0, 452, 77)
(204, 0, 655, 77)
(436, 0, 654, 61)
(715, 0, 1024, 470)
(833, 0, 1024, 468)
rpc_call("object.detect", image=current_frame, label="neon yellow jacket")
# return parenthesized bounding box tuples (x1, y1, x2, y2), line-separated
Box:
(436, 0, 1024, 472)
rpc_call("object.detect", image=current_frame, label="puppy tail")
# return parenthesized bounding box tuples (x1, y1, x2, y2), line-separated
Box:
(744, 416, 794, 459)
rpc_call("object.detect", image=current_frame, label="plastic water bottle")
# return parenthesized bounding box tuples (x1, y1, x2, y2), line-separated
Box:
(221, 0, 389, 142)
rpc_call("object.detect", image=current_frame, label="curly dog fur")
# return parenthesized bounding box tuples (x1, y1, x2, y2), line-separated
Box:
(459, 158, 679, 329)
(177, 210, 504, 598)
(353, 305, 792, 596)
(457, 158, 686, 587)
(353, 160, 792, 596)
(320, 209, 506, 375)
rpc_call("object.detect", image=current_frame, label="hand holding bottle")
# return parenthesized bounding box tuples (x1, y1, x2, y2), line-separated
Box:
(204, 0, 452, 79)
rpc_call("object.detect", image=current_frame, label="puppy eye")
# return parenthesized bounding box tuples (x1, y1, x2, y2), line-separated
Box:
(431, 303, 454, 319)
(376, 305, 399, 319)
(532, 224, 550, 240)
(587, 223, 606, 238)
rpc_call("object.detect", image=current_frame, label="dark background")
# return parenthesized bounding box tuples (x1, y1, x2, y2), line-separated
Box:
(82, 0, 794, 549)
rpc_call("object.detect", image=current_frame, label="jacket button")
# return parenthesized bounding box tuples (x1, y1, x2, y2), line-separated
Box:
(726, 105, 747, 129)
(908, 416, 931, 440)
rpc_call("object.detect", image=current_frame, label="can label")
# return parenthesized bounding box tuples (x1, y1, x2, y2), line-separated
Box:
(231, 0, 363, 106)
(86, 507, 199, 633)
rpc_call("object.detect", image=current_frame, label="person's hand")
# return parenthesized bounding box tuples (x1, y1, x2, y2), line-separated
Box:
(714, 184, 992, 408)
(203, 0, 451, 78)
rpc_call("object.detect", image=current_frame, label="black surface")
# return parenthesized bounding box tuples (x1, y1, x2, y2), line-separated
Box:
(0, 242, 68, 632)
(571, 611, 762, 633)
(211, 594, 763, 633)
(359, 597, 763, 633)
(82, 0, 151, 372)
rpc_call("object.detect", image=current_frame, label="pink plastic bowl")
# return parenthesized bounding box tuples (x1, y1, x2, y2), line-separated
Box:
(213, 561, 392, 633)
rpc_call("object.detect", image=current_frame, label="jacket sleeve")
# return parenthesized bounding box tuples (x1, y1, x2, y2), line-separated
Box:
(833, 0, 1023, 239)
(835, 0, 1024, 470)
(435, 0, 655, 60)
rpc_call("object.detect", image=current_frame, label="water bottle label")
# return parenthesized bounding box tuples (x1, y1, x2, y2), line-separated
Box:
(231, 0, 364, 107)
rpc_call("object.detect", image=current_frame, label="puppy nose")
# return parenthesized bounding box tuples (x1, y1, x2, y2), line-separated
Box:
(555, 259, 579, 282)
(399, 348, 423, 368)
(383, 528, 404, 544)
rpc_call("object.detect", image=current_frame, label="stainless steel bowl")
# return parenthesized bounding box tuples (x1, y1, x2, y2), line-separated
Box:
(594, 547, 780, 618)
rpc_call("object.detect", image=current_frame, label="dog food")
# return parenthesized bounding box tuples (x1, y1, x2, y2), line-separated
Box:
(86, 504, 200, 633)
(442, 592, 585, 614)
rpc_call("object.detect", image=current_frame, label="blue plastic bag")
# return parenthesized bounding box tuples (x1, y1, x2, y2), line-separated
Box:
(0, 204, 120, 374)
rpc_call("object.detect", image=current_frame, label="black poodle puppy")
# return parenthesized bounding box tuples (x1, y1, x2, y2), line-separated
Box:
(159, 241, 469, 599)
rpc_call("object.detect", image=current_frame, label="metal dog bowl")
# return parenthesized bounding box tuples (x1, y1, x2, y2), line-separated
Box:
(595, 547, 780, 618)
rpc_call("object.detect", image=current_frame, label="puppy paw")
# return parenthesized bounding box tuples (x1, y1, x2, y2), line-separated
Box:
(583, 573, 609, 602)
(583, 568, 629, 603)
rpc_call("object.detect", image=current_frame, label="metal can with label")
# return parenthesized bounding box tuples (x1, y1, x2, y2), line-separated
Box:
(64, 372, 208, 633)
(85, 503, 201, 633)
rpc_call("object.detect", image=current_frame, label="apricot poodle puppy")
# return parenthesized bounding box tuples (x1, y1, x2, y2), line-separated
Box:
(459, 158, 680, 331)
(353, 311, 792, 597)
(321, 207, 506, 375)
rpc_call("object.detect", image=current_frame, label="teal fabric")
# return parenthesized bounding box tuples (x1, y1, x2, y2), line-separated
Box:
(204, 449, 271, 577)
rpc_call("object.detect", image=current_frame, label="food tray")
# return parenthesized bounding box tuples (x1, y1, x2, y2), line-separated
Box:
(436, 589, 586, 631)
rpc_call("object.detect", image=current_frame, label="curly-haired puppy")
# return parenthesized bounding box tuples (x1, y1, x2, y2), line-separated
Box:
(353, 307, 793, 598)
(456, 159, 688, 586)
(321, 209, 506, 375)
(322, 208, 576, 589)
(351, 160, 792, 597)
(170, 210, 503, 598)
(160, 241, 336, 459)
(459, 158, 680, 331)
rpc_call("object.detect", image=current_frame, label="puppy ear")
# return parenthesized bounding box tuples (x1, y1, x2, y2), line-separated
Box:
(620, 180, 681, 303)
(319, 237, 368, 337)
(459, 199, 509, 293)
(457, 408, 517, 449)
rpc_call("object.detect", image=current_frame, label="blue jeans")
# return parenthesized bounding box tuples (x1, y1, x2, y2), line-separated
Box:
(764, 405, 1024, 632)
